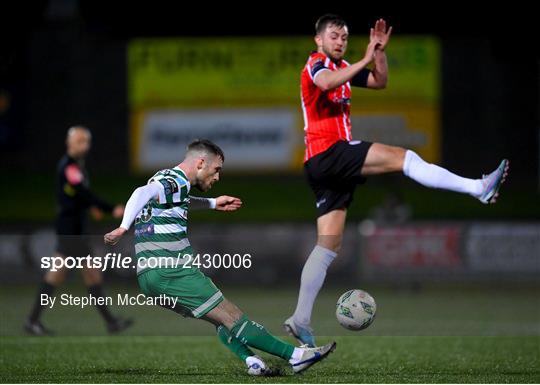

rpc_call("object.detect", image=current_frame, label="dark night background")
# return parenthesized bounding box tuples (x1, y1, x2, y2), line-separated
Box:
(1, 2, 538, 180)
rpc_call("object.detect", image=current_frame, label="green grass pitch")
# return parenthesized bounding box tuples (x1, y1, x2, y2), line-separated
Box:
(1, 285, 539, 383)
(2, 335, 538, 383)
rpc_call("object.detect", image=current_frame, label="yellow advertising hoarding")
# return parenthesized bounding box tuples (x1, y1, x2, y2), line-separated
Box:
(128, 36, 440, 170)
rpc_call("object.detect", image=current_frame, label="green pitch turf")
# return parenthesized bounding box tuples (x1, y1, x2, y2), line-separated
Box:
(1, 335, 539, 383)
(1, 284, 539, 382)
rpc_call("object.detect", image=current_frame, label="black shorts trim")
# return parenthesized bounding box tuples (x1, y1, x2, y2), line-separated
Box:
(304, 140, 373, 217)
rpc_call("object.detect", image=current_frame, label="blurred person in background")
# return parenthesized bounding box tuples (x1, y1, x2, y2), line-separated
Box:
(24, 126, 133, 335)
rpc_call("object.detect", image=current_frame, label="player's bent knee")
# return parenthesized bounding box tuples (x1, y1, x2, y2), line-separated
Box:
(223, 299, 243, 320)
(206, 298, 243, 329)
(387, 146, 407, 172)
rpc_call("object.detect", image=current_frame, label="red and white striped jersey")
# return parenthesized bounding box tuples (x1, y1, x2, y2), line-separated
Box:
(301, 51, 352, 162)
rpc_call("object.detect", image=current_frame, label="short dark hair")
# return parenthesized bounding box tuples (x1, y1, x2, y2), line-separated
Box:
(187, 139, 225, 161)
(315, 14, 347, 35)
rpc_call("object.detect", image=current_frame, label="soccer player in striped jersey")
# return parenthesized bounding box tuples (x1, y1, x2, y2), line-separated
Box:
(284, 14, 509, 347)
(104, 139, 336, 376)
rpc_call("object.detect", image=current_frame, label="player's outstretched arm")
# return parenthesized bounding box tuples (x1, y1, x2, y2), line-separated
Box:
(189, 195, 242, 211)
(215, 195, 242, 212)
(189, 196, 217, 210)
(314, 38, 381, 92)
(103, 183, 161, 245)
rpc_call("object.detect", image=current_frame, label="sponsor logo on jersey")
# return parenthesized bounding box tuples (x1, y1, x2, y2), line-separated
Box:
(332, 96, 351, 105)
(178, 210, 188, 221)
(134, 223, 154, 237)
(162, 177, 179, 196)
(140, 203, 153, 222)
(316, 198, 327, 208)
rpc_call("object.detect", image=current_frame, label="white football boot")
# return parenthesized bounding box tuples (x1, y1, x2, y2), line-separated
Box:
(478, 159, 510, 204)
(290, 342, 337, 374)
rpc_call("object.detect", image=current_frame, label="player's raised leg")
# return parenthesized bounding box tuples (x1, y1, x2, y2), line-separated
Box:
(285, 209, 345, 347)
(361, 143, 509, 203)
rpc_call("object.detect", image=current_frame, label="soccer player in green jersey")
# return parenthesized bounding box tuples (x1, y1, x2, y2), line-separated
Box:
(104, 139, 335, 376)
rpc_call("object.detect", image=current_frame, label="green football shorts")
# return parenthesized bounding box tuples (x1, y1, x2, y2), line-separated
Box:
(138, 266, 224, 318)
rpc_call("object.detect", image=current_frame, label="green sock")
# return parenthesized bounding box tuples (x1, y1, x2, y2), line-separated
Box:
(229, 315, 295, 360)
(216, 325, 255, 362)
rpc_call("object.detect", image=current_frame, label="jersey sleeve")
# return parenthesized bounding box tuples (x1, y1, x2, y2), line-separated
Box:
(64, 163, 114, 212)
(149, 173, 189, 204)
(188, 195, 216, 210)
(307, 54, 329, 81)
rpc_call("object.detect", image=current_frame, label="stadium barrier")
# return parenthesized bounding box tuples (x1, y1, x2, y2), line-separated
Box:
(0, 222, 538, 284)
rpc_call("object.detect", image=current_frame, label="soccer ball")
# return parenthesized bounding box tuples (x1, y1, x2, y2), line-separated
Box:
(336, 289, 376, 331)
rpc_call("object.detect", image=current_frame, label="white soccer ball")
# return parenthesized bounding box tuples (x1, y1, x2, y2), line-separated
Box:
(336, 289, 377, 331)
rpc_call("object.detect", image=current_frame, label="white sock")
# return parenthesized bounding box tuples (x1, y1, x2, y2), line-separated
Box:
(289, 347, 304, 364)
(403, 150, 483, 197)
(293, 245, 337, 327)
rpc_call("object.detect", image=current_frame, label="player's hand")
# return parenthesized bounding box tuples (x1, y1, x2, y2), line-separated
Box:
(112, 204, 125, 219)
(363, 38, 381, 63)
(370, 18, 392, 51)
(215, 196, 242, 212)
(104, 227, 127, 245)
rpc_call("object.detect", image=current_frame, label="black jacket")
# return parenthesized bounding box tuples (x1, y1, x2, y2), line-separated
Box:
(55, 154, 113, 234)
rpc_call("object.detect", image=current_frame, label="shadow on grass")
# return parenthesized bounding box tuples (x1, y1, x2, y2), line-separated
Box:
(81, 366, 288, 377)
(80, 368, 213, 376)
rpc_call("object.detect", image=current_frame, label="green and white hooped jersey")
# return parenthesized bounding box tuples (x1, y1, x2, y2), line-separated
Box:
(134, 167, 192, 274)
